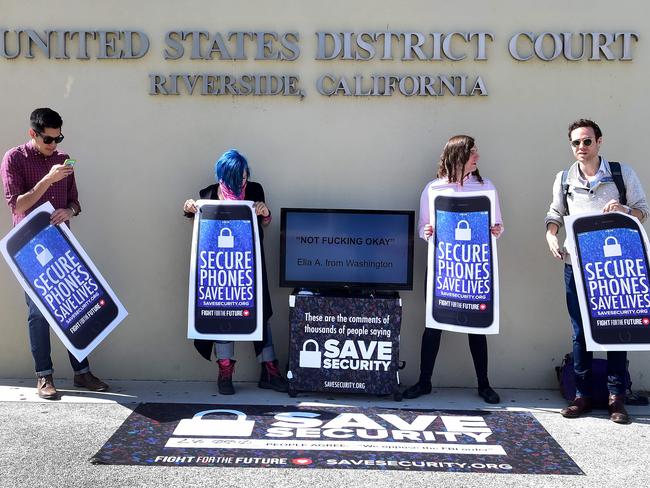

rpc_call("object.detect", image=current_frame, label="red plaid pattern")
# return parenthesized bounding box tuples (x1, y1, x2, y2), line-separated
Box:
(1, 142, 80, 226)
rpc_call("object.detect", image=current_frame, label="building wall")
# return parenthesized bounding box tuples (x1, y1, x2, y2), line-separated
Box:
(1, 0, 648, 389)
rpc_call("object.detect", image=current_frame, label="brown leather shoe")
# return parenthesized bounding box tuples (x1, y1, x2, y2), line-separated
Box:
(561, 396, 592, 418)
(73, 372, 109, 392)
(608, 395, 630, 424)
(37, 375, 58, 399)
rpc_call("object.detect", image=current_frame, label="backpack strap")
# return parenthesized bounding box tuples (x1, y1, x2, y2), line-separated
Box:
(561, 169, 570, 215)
(608, 161, 627, 206)
(563, 162, 628, 214)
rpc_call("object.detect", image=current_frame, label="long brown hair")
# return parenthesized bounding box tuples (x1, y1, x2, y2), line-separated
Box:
(436, 135, 483, 185)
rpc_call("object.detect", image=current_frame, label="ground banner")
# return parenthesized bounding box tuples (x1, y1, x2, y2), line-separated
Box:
(0, 202, 127, 361)
(92, 403, 582, 475)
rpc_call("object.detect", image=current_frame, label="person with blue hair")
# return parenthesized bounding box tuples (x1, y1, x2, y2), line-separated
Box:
(184, 149, 287, 395)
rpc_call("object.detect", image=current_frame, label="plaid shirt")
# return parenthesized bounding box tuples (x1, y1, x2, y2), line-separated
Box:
(1, 141, 80, 226)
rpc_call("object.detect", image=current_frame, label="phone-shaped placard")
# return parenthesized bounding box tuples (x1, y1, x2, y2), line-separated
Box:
(187, 200, 262, 341)
(426, 191, 499, 334)
(0, 203, 127, 360)
(570, 212, 650, 350)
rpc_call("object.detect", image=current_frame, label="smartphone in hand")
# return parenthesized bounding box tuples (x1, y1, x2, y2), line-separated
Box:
(64, 159, 76, 167)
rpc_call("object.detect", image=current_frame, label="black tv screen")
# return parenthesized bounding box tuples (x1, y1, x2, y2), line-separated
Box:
(280, 208, 414, 290)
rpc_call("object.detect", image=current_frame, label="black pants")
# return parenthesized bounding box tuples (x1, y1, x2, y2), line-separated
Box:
(417, 328, 490, 389)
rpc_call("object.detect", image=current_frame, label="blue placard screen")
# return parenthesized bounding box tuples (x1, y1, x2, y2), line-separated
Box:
(577, 227, 650, 319)
(435, 209, 491, 303)
(197, 219, 255, 309)
(14, 225, 105, 330)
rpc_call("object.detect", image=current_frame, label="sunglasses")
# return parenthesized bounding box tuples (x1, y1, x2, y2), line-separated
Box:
(38, 132, 64, 144)
(571, 138, 593, 148)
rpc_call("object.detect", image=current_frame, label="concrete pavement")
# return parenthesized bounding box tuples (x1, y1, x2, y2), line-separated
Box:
(0, 379, 648, 487)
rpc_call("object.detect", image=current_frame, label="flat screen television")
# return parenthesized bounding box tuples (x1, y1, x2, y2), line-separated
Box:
(280, 208, 415, 290)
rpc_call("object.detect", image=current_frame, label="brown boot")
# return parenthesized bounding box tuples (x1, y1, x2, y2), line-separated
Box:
(608, 395, 630, 424)
(36, 375, 58, 399)
(73, 372, 109, 392)
(561, 397, 592, 418)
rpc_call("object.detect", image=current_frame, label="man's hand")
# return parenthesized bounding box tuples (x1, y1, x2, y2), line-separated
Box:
(603, 199, 629, 214)
(546, 228, 565, 260)
(46, 164, 73, 184)
(423, 224, 433, 239)
(50, 207, 74, 225)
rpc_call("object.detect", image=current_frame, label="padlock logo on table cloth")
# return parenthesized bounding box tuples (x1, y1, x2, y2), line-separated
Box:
(299, 339, 322, 368)
(603, 236, 622, 258)
(34, 244, 53, 266)
(172, 409, 255, 437)
(218, 227, 234, 248)
(455, 220, 472, 241)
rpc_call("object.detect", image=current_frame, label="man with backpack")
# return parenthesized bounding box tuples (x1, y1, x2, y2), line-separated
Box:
(545, 118, 649, 423)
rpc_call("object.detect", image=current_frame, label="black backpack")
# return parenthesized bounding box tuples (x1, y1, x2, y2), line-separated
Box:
(561, 161, 627, 214)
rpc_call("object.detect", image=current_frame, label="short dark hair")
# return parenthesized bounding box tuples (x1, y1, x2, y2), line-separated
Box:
(30, 108, 63, 133)
(568, 118, 602, 140)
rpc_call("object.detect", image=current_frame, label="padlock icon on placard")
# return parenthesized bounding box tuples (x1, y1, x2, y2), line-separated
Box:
(172, 409, 254, 437)
(218, 227, 234, 248)
(299, 339, 322, 368)
(34, 244, 53, 266)
(455, 220, 472, 241)
(603, 236, 622, 258)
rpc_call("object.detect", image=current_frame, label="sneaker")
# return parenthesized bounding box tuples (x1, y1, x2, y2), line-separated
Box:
(217, 359, 236, 395)
(561, 396, 592, 419)
(478, 386, 500, 404)
(402, 382, 432, 399)
(37, 374, 58, 400)
(608, 395, 630, 424)
(259, 360, 288, 392)
(73, 372, 109, 392)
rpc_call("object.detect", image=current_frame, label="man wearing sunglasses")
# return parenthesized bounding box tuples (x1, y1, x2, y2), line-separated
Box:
(1, 107, 109, 399)
(545, 118, 649, 424)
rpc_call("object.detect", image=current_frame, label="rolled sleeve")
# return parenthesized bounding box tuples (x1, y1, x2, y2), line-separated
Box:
(622, 165, 649, 222)
(545, 171, 566, 229)
(417, 184, 430, 241)
(1, 151, 25, 211)
(66, 172, 81, 215)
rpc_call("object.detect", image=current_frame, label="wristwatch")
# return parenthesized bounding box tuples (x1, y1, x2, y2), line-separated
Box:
(627, 206, 633, 215)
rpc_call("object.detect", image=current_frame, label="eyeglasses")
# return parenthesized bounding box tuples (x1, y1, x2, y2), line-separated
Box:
(571, 138, 593, 148)
(37, 132, 64, 145)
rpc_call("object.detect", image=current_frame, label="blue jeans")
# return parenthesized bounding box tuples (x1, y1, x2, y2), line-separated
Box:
(564, 265, 626, 397)
(26, 293, 90, 377)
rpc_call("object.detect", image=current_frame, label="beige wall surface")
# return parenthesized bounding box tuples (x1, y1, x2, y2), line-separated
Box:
(1, 0, 648, 390)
